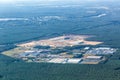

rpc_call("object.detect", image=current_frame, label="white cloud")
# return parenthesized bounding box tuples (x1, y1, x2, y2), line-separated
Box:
(93, 14, 107, 18)
(0, 18, 29, 21)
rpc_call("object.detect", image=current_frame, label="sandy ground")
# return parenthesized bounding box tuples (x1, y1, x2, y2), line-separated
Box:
(18, 35, 103, 47)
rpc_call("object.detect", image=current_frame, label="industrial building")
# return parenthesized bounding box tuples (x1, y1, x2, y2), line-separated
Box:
(67, 58, 82, 63)
(81, 56, 103, 64)
(86, 56, 102, 60)
(48, 58, 67, 63)
(85, 47, 117, 55)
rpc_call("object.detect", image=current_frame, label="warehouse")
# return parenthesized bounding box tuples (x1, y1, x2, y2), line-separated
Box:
(86, 56, 102, 60)
(67, 58, 82, 63)
(48, 58, 67, 63)
(81, 56, 103, 64)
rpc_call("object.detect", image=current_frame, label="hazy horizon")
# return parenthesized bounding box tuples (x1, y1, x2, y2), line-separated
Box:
(0, 0, 119, 5)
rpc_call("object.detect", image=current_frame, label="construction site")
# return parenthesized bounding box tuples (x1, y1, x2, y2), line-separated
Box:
(2, 35, 117, 64)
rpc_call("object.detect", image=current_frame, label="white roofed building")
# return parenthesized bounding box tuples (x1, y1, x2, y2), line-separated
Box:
(67, 58, 82, 63)
(83, 55, 102, 62)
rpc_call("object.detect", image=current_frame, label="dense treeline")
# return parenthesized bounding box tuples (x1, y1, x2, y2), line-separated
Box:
(0, 51, 120, 80)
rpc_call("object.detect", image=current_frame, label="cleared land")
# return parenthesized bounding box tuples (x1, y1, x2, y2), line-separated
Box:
(18, 35, 103, 48)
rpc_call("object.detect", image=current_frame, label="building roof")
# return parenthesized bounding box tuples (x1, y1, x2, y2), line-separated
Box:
(86, 56, 102, 59)
(67, 58, 82, 63)
(48, 58, 66, 63)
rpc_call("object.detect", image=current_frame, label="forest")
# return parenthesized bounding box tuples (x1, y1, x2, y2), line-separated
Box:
(0, 49, 120, 80)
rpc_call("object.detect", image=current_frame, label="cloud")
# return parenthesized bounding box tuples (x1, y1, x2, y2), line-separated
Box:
(0, 18, 29, 21)
(93, 14, 107, 18)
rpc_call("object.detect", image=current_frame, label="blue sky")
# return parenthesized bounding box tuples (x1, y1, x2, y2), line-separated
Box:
(0, 0, 119, 4)
(0, 0, 93, 5)
(0, 0, 117, 3)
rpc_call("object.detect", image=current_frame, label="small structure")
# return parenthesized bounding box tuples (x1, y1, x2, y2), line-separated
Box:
(84, 47, 90, 50)
(73, 53, 82, 58)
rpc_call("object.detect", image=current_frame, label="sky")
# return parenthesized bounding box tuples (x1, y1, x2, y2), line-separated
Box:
(0, 0, 118, 3)
(0, 0, 119, 6)
(0, 0, 93, 5)
(0, 0, 89, 3)
(0, 0, 105, 3)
